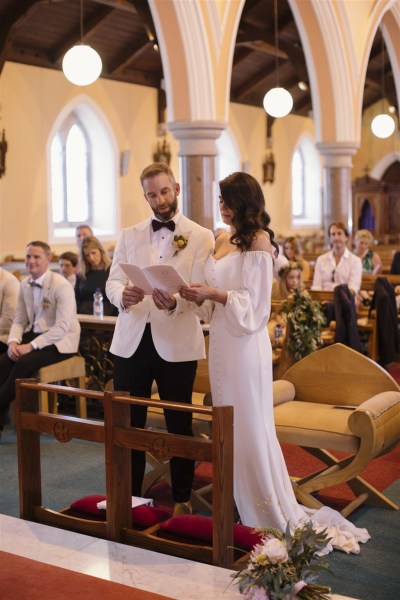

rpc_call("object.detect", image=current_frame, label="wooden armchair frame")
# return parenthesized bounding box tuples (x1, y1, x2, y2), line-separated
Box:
(273, 344, 400, 517)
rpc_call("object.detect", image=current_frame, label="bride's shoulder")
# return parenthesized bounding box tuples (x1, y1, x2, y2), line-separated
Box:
(249, 230, 272, 253)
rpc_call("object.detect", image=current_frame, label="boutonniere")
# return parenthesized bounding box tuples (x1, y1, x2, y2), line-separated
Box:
(42, 297, 52, 310)
(172, 234, 189, 257)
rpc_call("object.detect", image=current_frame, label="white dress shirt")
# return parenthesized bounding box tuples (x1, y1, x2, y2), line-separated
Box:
(312, 248, 362, 293)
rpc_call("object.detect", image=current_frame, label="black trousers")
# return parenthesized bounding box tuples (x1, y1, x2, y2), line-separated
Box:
(0, 331, 74, 428)
(113, 323, 197, 502)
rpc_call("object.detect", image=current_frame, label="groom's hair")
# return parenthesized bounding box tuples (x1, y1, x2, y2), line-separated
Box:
(140, 162, 176, 186)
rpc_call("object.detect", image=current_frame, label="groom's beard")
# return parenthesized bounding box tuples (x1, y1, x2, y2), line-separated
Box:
(153, 194, 178, 222)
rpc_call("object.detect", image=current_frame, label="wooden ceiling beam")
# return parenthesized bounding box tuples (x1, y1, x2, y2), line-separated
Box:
(90, 0, 138, 13)
(50, 6, 114, 64)
(0, 0, 42, 73)
(108, 37, 151, 74)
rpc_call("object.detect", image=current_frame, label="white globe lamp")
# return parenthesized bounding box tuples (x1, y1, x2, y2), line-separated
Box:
(370, 113, 395, 139)
(62, 44, 102, 86)
(263, 87, 293, 118)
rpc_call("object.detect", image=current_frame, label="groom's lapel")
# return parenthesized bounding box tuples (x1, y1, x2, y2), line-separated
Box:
(133, 220, 152, 266)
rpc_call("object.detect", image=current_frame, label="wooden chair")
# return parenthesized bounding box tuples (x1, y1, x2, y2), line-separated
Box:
(9, 355, 87, 425)
(37, 356, 87, 417)
(273, 343, 400, 517)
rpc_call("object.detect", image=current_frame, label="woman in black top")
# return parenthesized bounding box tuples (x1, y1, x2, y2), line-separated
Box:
(75, 236, 118, 316)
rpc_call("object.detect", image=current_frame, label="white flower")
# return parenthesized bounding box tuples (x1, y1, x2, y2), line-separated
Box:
(255, 538, 289, 565)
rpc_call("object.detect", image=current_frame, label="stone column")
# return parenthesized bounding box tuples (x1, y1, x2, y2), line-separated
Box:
(169, 120, 226, 231)
(316, 142, 359, 235)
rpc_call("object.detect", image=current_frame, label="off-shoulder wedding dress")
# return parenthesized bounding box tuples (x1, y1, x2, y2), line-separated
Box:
(198, 250, 370, 555)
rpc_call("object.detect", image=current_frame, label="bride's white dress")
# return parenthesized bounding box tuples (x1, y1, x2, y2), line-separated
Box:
(199, 250, 370, 554)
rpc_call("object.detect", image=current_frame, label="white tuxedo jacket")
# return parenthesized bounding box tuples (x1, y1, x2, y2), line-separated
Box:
(106, 214, 214, 361)
(0, 268, 20, 345)
(8, 270, 80, 353)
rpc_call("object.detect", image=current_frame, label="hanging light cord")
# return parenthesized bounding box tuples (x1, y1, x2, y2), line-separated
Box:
(80, 0, 84, 44)
(380, 27, 385, 111)
(274, 0, 279, 86)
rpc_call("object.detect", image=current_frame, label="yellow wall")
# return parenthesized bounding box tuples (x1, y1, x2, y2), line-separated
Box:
(0, 62, 179, 259)
(0, 61, 397, 260)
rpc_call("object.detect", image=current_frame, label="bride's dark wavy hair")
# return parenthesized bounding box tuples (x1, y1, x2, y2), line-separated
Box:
(219, 172, 279, 256)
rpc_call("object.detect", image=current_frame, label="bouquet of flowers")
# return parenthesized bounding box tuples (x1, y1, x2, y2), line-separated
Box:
(232, 521, 332, 600)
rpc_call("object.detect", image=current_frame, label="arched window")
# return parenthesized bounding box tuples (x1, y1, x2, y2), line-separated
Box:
(51, 114, 92, 227)
(291, 136, 321, 227)
(49, 100, 117, 243)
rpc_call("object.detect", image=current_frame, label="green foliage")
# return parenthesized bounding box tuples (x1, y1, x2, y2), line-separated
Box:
(232, 521, 332, 600)
(280, 289, 326, 361)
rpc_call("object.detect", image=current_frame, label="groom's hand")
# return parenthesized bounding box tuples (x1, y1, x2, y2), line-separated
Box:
(152, 288, 177, 311)
(122, 285, 145, 307)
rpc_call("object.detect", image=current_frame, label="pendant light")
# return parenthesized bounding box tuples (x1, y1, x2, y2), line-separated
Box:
(371, 27, 395, 139)
(263, 0, 293, 118)
(62, 0, 102, 86)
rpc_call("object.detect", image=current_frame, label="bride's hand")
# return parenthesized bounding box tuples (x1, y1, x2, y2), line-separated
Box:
(180, 283, 210, 305)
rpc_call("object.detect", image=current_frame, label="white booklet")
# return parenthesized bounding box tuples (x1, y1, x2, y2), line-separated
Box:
(96, 496, 153, 510)
(120, 263, 187, 295)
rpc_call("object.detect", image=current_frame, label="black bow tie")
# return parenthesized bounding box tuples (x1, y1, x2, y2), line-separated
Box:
(152, 219, 175, 232)
(29, 280, 42, 288)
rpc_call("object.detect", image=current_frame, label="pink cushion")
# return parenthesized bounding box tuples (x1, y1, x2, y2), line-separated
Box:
(158, 514, 262, 550)
(69, 495, 170, 529)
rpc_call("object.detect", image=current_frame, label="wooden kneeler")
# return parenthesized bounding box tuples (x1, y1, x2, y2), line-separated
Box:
(16, 379, 107, 539)
(16, 380, 239, 569)
(104, 391, 235, 568)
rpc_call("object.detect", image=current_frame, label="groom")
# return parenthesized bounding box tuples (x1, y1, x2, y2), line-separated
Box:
(106, 162, 214, 515)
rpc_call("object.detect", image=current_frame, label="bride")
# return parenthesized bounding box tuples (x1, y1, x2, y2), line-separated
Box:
(179, 171, 370, 555)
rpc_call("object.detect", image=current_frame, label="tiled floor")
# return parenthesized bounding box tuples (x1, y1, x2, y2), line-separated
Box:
(0, 514, 356, 600)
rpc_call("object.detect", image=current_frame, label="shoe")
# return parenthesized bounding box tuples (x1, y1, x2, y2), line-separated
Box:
(173, 501, 192, 516)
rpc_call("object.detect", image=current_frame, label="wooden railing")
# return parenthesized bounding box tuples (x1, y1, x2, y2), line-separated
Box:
(15, 379, 236, 568)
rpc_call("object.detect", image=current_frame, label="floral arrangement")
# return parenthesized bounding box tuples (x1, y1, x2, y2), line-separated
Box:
(42, 296, 52, 310)
(172, 234, 189, 256)
(232, 521, 332, 600)
(280, 288, 326, 361)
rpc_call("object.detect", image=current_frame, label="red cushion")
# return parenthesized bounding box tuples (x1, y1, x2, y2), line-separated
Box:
(69, 495, 170, 529)
(158, 514, 262, 550)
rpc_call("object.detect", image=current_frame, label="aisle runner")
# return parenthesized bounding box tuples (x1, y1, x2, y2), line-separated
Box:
(0, 551, 174, 600)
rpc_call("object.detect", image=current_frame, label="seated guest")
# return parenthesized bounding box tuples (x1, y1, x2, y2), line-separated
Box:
(312, 223, 362, 348)
(0, 268, 20, 354)
(269, 262, 305, 347)
(353, 229, 382, 274)
(75, 224, 93, 249)
(273, 247, 289, 281)
(272, 261, 304, 301)
(283, 236, 311, 281)
(75, 236, 117, 316)
(59, 251, 78, 288)
(312, 222, 362, 295)
(390, 251, 400, 275)
(0, 241, 80, 436)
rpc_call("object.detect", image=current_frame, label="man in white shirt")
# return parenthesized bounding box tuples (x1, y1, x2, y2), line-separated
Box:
(312, 223, 362, 343)
(312, 222, 362, 294)
(0, 241, 80, 436)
